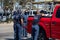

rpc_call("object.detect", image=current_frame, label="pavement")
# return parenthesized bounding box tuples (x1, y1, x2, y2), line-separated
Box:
(0, 22, 13, 40)
(0, 22, 31, 40)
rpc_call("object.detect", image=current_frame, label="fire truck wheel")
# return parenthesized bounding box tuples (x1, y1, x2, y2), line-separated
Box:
(38, 29, 49, 40)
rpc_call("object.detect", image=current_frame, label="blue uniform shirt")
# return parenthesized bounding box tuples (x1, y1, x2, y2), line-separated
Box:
(22, 12, 29, 23)
(33, 15, 41, 25)
(13, 11, 23, 24)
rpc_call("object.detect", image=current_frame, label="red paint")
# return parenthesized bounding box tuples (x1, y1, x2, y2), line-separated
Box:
(27, 4, 60, 39)
(27, 16, 34, 33)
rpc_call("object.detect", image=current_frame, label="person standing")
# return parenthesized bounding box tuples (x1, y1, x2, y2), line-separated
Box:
(22, 9, 29, 38)
(32, 9, 41, 40)
(13, 7, 23, 40)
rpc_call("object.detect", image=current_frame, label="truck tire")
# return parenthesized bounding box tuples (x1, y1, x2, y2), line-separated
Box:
(38, 29, 49, 40)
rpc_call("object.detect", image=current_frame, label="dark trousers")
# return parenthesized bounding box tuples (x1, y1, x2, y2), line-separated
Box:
(32, 28, 36, 40)
(32, 25, 39, 40)
(13, 23, 22, 40)
(22, 23, 27, 37)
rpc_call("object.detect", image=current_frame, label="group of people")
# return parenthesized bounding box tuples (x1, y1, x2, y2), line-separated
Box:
(12, 6, 45, 40)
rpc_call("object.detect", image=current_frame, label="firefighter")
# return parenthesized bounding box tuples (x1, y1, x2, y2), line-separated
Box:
(32, 9, 41, 40)
(13, 7, 23, 40)
(22, 9, 29, 38)
(40, 10, 45, 16)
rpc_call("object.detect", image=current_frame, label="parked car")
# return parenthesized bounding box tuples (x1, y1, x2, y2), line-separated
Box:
(0, 13, 2, 21)
(27, 4, 60, 40)
(1, 13, 7, 22)
(0, 8, 5, 22)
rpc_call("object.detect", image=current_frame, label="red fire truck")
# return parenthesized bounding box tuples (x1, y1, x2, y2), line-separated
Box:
(27, 4, 60, 40)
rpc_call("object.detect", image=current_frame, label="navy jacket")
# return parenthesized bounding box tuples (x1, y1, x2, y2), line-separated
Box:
(13, 11, 22, 24)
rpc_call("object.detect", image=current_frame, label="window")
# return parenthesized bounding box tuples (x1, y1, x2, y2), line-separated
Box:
(56, 8, 60, 18)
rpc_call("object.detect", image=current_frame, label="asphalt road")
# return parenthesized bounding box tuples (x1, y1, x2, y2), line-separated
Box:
(0, 22, 59, 40)
(0, 22, 31, 40)
(0, 22, 13, 40)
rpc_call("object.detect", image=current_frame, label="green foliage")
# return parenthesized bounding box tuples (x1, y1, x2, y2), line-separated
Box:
(4, 0, 9, 6)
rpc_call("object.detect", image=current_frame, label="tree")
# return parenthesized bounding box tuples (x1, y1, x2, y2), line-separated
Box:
(4, 0, 9, 6)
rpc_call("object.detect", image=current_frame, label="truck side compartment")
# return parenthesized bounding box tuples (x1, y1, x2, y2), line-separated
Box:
(38, 18, 51, 38)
